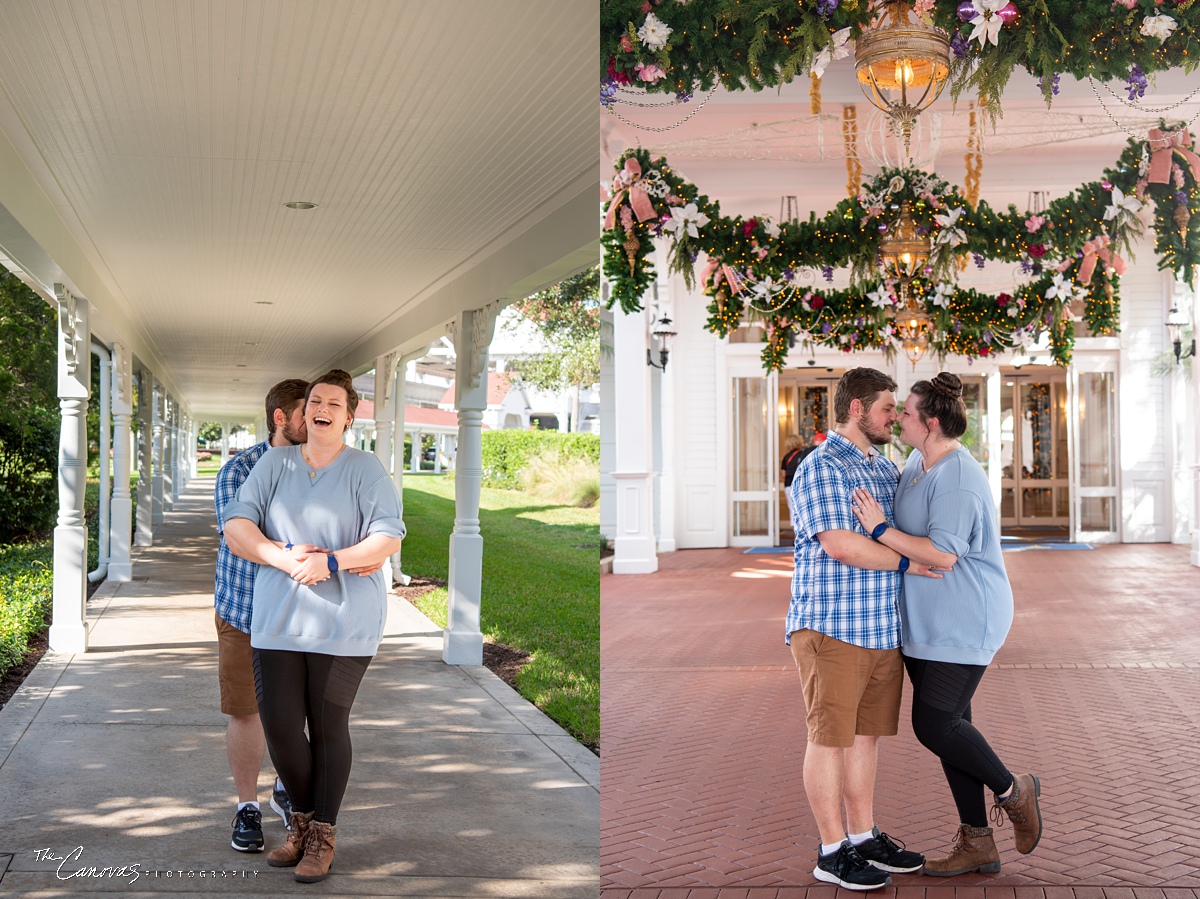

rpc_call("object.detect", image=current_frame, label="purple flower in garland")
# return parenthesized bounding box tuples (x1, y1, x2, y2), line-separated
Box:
(822, 265, 834, 282)
(1127, 65, 1148, 102)
(982, 330, 994, 344)
(1019, 258, 1033, 274)
(1036, 73, 1061, 96)
(676, 90, 694, 103)
(689, 250, 699, 263)
(783, 267, 795, 282)
(950, 31, 968, 59)
(953, 321, 962, 333)
(1177, 190, 1189, 205)
(973, 252, 985, 269)
(822, 322, 833, 335)
(601, 79, 618, 107)
(817, 0, 839, 17)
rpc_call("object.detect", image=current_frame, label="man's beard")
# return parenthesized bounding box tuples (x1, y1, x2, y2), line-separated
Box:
(857, 411, 892, 446)
(281, 421, 306, 446)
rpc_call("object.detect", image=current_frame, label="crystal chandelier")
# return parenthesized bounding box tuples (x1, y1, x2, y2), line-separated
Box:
(855, 1, 951, 158)
(878, 200, 934, 364)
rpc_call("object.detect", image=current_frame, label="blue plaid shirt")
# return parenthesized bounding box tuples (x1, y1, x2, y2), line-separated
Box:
(214, 440, 272, 633)
(785, 430, 903, 650)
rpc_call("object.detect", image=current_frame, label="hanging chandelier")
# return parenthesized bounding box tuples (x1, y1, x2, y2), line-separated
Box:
(854, 0, 951, 158)
(878, 200, 934, 365)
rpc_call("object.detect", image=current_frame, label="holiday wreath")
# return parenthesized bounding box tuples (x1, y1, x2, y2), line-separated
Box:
(602, 128, 1200, 372)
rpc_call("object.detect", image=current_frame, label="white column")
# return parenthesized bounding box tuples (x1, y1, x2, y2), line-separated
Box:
(165, 399, 177, 508)
(374, 354, 399, 583)
(220, 422, 230, 464)
(434, 434, 444, 474)
(986, 369, 1003, 509)
(136, 369, 155, 545)
(50, 285, 90, 653)
(109, 343, 133, 581)
(410, 429, 421, 473)
(443, 303, 502, 665)
(88, 341, 111, 582)
(612, 299, 658, 574)
(152, 380, 165, 524)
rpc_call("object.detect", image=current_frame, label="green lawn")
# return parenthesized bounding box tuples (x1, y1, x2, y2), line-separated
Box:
(397, 474, 600, 751)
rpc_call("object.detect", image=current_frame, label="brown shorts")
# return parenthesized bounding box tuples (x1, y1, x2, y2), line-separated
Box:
(789, 629, 903, 748)
(216, 611, 259, 717)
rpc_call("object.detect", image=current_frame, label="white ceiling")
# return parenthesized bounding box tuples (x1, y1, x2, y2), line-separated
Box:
(602, 62, 1200, 220)
(0, 0, 598, 418)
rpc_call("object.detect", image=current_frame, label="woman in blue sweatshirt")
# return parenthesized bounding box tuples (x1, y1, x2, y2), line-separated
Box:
(224, 369, 404, 883)
(851, 372, 1042, 877)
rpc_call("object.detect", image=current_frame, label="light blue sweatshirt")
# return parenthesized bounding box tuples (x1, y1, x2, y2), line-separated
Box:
(895, 447, 1013, 665)
(221, 445, 405, 657)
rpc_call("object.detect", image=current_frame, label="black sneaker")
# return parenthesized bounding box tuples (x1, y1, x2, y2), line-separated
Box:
(814, 841, 892, 890)
(231, 805, 264, 852)
(270, 783, 293, 830)
(854, 826, 925, 873)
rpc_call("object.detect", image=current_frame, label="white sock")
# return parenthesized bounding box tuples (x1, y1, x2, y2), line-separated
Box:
(821, 840, 846, 856)
(848, 828, 875, 845)
(237, 801, 260, 812)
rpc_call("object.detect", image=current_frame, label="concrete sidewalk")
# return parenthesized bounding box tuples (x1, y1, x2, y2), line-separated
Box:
(0, 477, 598, 897)
(602, 543, 1200, 898)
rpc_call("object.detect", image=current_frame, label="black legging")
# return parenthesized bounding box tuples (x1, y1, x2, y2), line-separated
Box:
(904, 655, 1013, 828)
(252, 649, 372, 824)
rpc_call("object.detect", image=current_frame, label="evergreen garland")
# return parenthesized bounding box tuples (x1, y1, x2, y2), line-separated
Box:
(602, 131, 1200, 373)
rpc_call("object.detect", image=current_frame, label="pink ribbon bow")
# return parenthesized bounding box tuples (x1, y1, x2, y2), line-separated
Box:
(1148, 128, 1200, 186)
(604, 157, 658, 230)
(721, 264, 747, 295)
(1077, 235, 1127, 285)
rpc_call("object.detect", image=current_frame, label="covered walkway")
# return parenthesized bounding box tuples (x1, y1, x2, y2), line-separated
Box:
(601, 544, 1200, 897)
(0, 477, 598, 898)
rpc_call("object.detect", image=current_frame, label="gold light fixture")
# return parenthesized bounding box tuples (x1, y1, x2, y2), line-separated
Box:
(878, 200, 934, 365)
(855, 0, 951, 158)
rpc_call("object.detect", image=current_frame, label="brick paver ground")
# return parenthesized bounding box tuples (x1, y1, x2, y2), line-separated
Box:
(601, 544, 1200, 899)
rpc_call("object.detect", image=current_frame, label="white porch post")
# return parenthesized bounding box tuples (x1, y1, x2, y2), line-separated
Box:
(373, 352, 399, 585)
(390, 348, 426, 582)
(135, 369, 154, 546)
(151, 380, 165, 525)
(443, 303, 501, 665)
(88, 341, 111, 582)
(410, 429, 421, 472)
(434, 434, 443, 474)
(50, 285, 90, 653)
(612, 299, 658, 574)
(109, 342, 133, 581)
(165, 399, 177, 508)
(220, 422, 230, 464)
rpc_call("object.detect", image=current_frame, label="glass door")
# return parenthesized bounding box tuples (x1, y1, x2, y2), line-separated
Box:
(1068, 356, 1120, 542)
(731, 373, 778, 547)
(778, 371, 841, 543)
(999, 372, 1069, 528)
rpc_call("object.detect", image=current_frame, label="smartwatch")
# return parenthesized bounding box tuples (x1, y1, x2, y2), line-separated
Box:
(898, 555, 910, 573)
(284, 543, 293, 551)
(327, 552, 339, 573)
(870, 522, 888, 540)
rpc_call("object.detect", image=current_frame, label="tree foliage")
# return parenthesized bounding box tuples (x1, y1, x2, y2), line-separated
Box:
(506, 266, 601, 392)
(0, 274, 59, 541)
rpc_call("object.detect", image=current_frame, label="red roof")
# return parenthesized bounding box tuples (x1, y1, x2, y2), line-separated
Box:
(352, 401, 484, 429)
(440, 371, 513, 407)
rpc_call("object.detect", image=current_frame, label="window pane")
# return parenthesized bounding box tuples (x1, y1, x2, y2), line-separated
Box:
(734, 501, 770, 536)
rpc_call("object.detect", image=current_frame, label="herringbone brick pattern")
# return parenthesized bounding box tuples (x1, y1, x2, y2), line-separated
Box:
(601, 545, 1200, 898)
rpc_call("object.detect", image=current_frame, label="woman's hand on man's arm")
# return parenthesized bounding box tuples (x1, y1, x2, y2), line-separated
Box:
(850, 487, 957, 570)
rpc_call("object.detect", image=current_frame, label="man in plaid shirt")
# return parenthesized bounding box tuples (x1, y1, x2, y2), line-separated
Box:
(786, 368, 943, 890)
(215, 379, 309, 853)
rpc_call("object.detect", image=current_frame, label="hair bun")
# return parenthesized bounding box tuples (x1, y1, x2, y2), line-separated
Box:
(932, 372, 963, 399)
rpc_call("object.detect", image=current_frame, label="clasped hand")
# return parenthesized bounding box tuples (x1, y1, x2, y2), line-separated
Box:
(281, 542, 384, 583)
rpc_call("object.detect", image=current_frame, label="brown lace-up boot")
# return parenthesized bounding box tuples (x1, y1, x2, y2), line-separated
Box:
(924, 824, 1001, 877)
(266, 810, 313, 867)
(294, 819, 337, 883)
(993, 773, 1043, 854)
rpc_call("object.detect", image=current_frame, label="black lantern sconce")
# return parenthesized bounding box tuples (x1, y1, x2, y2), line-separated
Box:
(647, 316, 677, 371)
(1166, 305, 1196, 362)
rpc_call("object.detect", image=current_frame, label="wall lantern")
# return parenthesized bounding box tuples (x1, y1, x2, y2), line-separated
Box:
(647, 316, 677, 371)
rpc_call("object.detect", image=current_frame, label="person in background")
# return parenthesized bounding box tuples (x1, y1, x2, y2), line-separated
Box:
(851, 372, 1042, 877)
(214, 378, 308, 854)
(781, 432, 828, 519)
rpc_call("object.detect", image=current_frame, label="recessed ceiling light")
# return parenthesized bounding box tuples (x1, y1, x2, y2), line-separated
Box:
(284, 201, 317, 210)
(236, 364, 247, 368)
(244, 342, 257, 346)
(255, 301, 273, 305)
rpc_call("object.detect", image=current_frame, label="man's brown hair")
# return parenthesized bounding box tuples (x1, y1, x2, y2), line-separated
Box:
(833, 368, 898, 424)
(305, 369, 359, 421)
(264, 379, 309, 438)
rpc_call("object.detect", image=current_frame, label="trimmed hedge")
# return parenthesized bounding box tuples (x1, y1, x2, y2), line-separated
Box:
(0, 541, 52, 678)
(480, 430, 600, 490)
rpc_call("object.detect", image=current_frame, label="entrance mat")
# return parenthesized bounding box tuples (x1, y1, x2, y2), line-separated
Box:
(741, 547, 793, 554)
(1002, 542, 1095, 551)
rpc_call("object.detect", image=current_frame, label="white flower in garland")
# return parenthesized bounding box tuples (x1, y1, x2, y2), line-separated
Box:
(867, 284, 894, 308)
(934, 207, 967, 247)
(968, 0, 1006, 46)
(888, 175, 907, 195)
(1140, 13, 1178, 41)
(931, 282, 955, 308)
(763, 219, 782, 239)
(810, 28, 853, 79)
(662, 202, 709, 238)
(752, 276, 785, 299)
(1010, 325, 1038, 348)
(1044, 273, 1072, 301)
(1104, 186, 1143, 225)
(638, 12, 673, 50)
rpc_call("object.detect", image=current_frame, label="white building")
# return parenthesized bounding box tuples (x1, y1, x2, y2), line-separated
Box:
(600, 71, 1200, 573)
